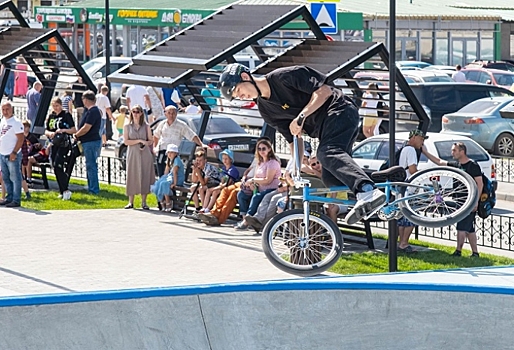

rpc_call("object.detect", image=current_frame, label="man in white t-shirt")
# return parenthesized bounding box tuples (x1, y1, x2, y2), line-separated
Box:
(0, 102, 24, 207)
(397, 129, 427, 253)
(185, 98, 201, 114)
(452, 65, 466, 82)
(96, 85, 113, 147)
(126, 84, 151, 121)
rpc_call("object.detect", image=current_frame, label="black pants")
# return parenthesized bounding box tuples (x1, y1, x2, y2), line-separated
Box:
(156, 149, 167, 178)
(316, 103, 374, 194)
(51, 145, 75, 194)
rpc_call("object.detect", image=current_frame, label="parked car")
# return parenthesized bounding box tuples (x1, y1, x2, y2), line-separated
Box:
(396, 61, 432, 69)
(466, 60, 514, 72)
(462, 68, 514, 89)
(407, 82, 514, 132)
(441, 97, 514, 157)
(223, 99, 263, 128)
(115, 114, 259, 170)
(56, 56, 132, 110)
(351, 132, 497, 189)
(422, 65, 456, 77)
(402, 70, 454, 83)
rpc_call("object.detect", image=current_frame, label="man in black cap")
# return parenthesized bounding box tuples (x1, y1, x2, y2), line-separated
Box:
(218, 63, 386, 224)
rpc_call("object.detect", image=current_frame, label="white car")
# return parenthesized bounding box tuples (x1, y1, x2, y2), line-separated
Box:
(222, 99, 263, 128)
(402, 70, 454, 83)
(352, 132, 497, 188)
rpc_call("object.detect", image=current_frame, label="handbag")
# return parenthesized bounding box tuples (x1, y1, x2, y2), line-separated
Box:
(71, 140, 83, 158)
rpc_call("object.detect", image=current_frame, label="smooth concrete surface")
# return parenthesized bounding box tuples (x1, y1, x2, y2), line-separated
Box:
(0, 269, 514, 350)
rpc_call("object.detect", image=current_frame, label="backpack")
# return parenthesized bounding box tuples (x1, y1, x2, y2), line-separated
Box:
(477, 173, 496, 219)
(379, 145, 421, 171)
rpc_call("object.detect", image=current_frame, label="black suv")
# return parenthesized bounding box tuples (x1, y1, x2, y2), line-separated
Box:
(408, 82, 514, 132)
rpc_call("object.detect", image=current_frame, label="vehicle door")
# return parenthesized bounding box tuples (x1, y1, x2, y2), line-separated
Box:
(424, 86, 458, 132)
(352, 139, 388, 175)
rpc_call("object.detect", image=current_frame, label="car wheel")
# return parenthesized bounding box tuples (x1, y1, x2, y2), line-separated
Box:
(494, 133, 514, 157)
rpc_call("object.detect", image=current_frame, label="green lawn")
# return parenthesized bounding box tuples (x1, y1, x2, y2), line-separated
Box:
(330, 236, 514, 274)
(24, 177, 157, 211)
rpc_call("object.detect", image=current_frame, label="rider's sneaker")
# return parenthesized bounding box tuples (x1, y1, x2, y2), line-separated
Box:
(345, 189, 386, 225)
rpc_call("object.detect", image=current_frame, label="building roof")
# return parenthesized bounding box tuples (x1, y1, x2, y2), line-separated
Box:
(66, 0, 514, 21)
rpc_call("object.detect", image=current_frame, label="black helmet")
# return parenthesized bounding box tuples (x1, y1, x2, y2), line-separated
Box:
(219, 63, 251, 101)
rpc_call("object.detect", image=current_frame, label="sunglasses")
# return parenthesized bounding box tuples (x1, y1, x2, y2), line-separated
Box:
(257, 147, 268, 151)
(132, 110, 142, 114)
(311, 161, 320, 167)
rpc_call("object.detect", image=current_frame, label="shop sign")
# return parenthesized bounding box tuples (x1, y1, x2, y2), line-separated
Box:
(34, 7, 213, 27)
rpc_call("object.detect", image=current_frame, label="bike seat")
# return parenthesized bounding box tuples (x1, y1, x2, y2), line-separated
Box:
(370, 166, 407, 183)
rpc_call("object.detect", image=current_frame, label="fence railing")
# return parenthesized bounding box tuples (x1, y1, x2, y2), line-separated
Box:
(493, 156, 514, 183)
(368, 214, 514, 252)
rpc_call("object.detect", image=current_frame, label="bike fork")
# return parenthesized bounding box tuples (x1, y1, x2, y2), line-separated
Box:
(301, 199, 311, 249)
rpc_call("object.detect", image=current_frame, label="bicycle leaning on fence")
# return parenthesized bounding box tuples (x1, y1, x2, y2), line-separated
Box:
(261, 136, 479, 277)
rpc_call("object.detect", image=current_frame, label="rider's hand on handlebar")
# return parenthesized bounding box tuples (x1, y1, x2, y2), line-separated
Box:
(289, 117, 304, 136)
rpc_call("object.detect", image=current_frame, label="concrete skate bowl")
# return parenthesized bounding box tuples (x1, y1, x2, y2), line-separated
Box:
(0, 277, 513, 349)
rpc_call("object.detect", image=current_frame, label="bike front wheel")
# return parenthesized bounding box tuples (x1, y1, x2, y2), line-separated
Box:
(262, 209, 343, 277)
(399, 166, 478, 228)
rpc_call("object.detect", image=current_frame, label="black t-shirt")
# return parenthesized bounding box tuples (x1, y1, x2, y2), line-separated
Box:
(256, 65, 351, 143)
(448, 160, 482, 199)
(78, 106, 102, 143)
(45, 110, 75, 132)
(447, 160, 482, 178)
(72, 83, 87, 108)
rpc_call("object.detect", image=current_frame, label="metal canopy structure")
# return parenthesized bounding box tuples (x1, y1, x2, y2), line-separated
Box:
(108, 2, 326, 146)
(0, 0, 96, 134)
(254, 40, 430, 133)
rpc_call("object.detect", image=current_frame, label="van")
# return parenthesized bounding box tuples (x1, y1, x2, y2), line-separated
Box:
(408, 82, 514, 132)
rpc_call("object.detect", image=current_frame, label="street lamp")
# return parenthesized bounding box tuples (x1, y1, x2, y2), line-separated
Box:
(104, 0, 111, 94)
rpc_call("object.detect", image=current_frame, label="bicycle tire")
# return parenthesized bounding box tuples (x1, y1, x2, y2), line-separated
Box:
(262, 209, 343, 277)
(399, 166, 478, 228)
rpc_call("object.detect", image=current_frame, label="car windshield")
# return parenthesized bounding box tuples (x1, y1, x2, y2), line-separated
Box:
(492, 73, 514, 86)
(81, 60, 104, 76)
(191, 118, 246, 135)
(457, 100, 506, 114)
(434, 140, 489, 162)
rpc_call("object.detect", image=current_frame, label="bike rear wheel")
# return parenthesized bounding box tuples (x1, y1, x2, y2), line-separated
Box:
(399, 166, 478, 228)
(262, 209, 343, 277)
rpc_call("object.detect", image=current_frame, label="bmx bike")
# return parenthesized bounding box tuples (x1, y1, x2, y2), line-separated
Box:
(262, 137, 478, 277)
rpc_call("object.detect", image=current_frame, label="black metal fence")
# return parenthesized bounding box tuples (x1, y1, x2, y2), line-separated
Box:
(368, 214, 514, 252)
(493, 156, 514, 183)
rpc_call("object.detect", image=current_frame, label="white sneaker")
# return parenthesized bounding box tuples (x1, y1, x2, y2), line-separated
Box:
(345, 189, 386, 225)
(62, 190, 72, 200)
(57, 194, 63, 199)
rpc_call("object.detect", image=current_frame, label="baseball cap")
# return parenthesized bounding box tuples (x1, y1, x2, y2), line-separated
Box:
(166, 144, 179, 153)
(409, 129, 428, 139)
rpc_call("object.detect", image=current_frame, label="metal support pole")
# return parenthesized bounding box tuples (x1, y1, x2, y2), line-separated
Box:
(388, 0, 398, 273)
(105, 0, 111, 94)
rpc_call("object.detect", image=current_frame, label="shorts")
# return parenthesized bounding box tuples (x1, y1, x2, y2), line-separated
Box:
(456, 211, 476, 233)
(100, 118, 106, 136)
(33, 153, 50, 164)
(117, 128, 123, 135)
(398, 216, 417, 227)
(206, 178, 221, 188)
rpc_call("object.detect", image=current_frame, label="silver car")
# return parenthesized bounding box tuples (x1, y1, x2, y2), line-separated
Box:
(441, 97, 514, 157)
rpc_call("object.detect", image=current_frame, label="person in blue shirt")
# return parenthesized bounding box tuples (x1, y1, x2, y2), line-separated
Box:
(200, 78, 223, 111)
(152, 143, 185, 212)
(201, 149, 240, 213)
(162, 87, 183, 110)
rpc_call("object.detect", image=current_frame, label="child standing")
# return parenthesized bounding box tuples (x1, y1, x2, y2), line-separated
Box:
(113, 105, 128, 138)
